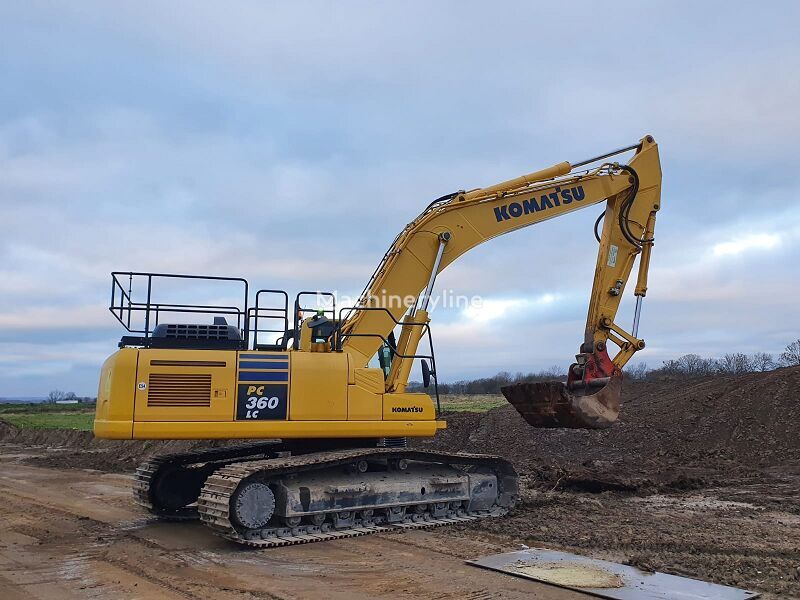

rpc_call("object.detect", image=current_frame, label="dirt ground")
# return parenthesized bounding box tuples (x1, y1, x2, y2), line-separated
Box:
(1, 367, 799, 598)
(0, 450, 588, 600)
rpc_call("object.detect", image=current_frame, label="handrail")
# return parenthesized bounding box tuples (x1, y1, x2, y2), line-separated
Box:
(109, 272, 249, 339)
(248, 289, 290, 350)
(335, 306, 440, 414)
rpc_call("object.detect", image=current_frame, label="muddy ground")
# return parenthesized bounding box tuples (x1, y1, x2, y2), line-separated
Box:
(0, 455, 589, 600)
(1, 367, 799, 598)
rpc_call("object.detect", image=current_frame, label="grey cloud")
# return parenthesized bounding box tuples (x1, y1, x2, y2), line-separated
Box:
(1, 2, 799, 395)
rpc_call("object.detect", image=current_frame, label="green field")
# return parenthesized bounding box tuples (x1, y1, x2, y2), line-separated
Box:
(0, 403, 95, 430)
(2, 412, 94, 430)
(437, 394, 506, 412)
(0, 402, 95, 414)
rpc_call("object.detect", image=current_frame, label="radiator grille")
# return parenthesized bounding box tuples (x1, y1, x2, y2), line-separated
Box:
(147, 373, 212, 407)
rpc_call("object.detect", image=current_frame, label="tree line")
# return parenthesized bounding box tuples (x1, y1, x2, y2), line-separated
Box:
(417, 338, 800, 395)
(628, 338, 800, 379)
(45, 390, 96, 404)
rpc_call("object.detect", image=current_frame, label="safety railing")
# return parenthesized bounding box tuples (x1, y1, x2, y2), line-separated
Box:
(247, 289, 290, 350)
(334, 306, 440, 414)
(110, 272, 249, 344)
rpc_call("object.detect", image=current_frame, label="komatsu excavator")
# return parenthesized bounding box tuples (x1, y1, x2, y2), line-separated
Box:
(94, 135, 662, 547)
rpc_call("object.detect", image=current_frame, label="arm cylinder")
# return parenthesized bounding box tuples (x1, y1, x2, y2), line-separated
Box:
(634, 211, 657, 297)
(462, 161, 572, 201)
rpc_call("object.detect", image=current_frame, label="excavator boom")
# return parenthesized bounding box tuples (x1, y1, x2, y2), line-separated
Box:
(341, 135, 661, 428)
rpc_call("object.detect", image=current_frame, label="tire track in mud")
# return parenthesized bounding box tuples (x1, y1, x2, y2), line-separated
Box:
(97, 539, 286, 600)
(0, 464, 279, 599)
(0, 458, 584, 600)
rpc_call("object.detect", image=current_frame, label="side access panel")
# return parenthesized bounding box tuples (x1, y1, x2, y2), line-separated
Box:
(133, 349, 237, 422)
(348, 367, 384, 420)
(289, 351, 348, 420)
(383, 392, 436, 420)
(94, 348, 138, 438)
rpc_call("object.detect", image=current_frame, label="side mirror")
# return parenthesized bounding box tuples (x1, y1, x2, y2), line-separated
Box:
(421, 359, 433, 388)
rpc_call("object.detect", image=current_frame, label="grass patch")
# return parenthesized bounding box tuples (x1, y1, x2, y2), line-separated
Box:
(438, 394, 506, 413)
(0, 402, 95, 415)
(2, 412, 94, 431)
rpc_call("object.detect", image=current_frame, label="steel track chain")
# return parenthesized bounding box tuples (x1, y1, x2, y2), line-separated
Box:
(197, 448, 515, 548)
(132, 441, 283, 519)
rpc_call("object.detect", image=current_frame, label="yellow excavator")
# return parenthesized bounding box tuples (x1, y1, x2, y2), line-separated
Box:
(94, 135, 662, 547)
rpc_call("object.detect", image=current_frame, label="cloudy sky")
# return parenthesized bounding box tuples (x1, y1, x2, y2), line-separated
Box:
(1, 2, 799, 396)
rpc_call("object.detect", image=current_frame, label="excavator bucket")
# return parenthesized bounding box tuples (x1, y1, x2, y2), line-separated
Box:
(501, 371, 622, 429)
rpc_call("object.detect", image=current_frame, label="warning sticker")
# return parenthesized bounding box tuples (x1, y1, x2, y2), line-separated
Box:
(607, 244, 618, 268)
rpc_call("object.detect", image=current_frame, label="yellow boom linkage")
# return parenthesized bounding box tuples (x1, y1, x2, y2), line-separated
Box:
(340, 134, 661, 427)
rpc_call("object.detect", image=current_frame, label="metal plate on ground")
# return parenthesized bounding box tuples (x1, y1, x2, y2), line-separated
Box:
(467, 549, 759, 599)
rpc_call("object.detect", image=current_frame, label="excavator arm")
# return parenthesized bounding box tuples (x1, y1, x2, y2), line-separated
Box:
(339, 135, 662, 428)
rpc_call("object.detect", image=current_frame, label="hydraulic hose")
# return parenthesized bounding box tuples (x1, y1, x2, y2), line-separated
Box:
(617, 165, 642, 248)
(593, 165, 653, 248)
(424, 191, 459, 211)
(593, 211, 604, 243)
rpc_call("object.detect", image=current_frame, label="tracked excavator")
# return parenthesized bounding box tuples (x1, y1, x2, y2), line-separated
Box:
(94, 135, 662, 547)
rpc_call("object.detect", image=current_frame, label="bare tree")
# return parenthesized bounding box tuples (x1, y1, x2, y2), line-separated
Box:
(652, 354, 717, 378)
(46, 390, 67, 404)
(717, 353, 752, 374)
(495, 371, 513, 386)
(625, 362, 650, 380)
(676, 354, 716, 376)
(780, 339, 800, 367)
(540, 365, 563, 379)
(658, 358, 682, 376)
(751, 352, 775, 372)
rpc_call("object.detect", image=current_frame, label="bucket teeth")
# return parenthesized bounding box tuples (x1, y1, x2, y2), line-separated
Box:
(501, 374, 622, 429)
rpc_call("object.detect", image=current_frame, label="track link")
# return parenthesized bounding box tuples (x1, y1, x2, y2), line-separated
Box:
(133, 441, 282, 519)
(197, 448, 517, 547)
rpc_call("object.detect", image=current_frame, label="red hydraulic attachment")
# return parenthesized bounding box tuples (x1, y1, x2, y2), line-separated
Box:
(500, 347, 622, 429)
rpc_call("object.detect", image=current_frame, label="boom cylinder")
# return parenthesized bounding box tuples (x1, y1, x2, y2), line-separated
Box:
(386, 309, 429, 393)
(419, 233, 449, 312)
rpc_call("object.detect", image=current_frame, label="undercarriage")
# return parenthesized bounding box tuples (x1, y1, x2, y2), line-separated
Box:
(134, 442, 518, 547)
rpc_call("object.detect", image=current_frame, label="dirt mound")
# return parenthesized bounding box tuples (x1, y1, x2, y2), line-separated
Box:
(3, 367, 798, 485)
(0, 421, 228, 472)
(417, 366, 800, 490)
(0, 419, 19, 439)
